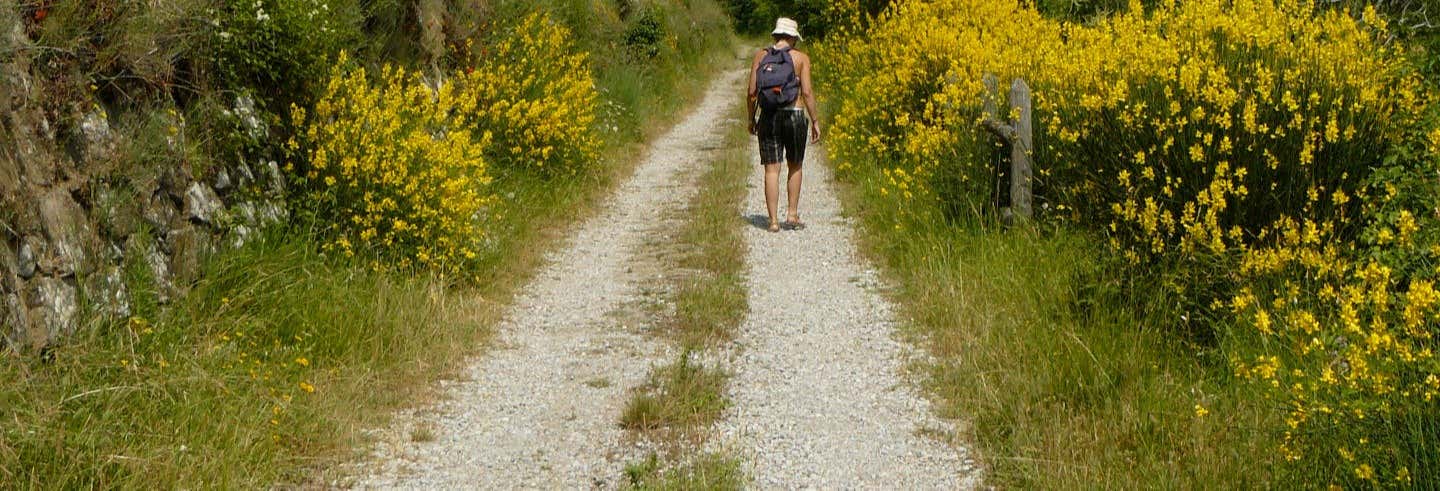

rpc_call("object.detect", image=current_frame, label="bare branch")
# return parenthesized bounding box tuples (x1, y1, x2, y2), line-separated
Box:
(981, 119, 1014, 141)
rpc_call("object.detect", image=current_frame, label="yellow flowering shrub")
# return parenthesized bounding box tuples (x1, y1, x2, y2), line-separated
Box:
(826, 0, 1424, 242)
(289, 53, 494, 275)
(1230, 232, 1440, 484)
(822, 0, 1440, 485)
(451, 12, 601, 177)
(1223, 138, 1440, 483)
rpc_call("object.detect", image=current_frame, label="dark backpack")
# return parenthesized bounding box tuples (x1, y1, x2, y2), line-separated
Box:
(755, 47, 800, 111)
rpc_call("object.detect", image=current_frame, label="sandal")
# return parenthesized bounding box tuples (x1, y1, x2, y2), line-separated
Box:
(783, 219, 806, 231)
(768, 221, 781, 233)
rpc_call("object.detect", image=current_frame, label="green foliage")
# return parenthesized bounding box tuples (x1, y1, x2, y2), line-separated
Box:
(721, 0, 890, 38)
(211, 0, 364, 109)
(624, 6, 668, 58)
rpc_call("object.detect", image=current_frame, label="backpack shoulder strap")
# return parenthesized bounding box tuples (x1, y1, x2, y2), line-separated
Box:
(767, 46, 793, 57)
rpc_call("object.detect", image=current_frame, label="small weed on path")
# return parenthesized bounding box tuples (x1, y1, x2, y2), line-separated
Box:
(622, 352, 730, 433)
(624, 452, 745, 490)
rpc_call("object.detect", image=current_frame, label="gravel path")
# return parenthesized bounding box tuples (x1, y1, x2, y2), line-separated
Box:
(712, 144, 982, 488)
(354, 69, 748, 489)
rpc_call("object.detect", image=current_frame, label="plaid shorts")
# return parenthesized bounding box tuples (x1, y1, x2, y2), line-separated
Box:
(757, 107, 808, 165)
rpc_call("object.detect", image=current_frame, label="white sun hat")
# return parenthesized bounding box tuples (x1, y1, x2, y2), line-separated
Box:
(772, 17, 802, 41)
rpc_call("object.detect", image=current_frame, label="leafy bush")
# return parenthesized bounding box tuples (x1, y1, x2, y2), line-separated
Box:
(822, 0, 1440, 486)
(451, 13, 601, 177)
(289, 53, 493, 275)
(212, 0, 363, 108)
(623, 7, 668, 58)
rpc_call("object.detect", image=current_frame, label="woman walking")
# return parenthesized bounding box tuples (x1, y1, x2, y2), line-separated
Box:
(748, 17, 821, 233)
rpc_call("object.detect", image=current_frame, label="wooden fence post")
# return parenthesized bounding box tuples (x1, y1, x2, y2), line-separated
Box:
(980, 74, 1034, 223)
(1008, 78, 1033, 220)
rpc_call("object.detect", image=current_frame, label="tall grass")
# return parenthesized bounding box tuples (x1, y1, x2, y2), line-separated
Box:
(0, 233, 490, 488)
(833, 169, 1283, 488)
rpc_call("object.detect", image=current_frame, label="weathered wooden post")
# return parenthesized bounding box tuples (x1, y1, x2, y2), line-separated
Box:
(980, 73, 1034, 223)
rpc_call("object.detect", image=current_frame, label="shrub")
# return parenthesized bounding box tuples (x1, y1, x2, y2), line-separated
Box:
(212, 0, 363, 108)
(623, 7, 668, 58)
(288, 53, 493, 276)
(1221, 111, 1440, 485)
(721, 0, 887, 38)
(451, 12, 601, 177)
(824, 0, 1428, 312)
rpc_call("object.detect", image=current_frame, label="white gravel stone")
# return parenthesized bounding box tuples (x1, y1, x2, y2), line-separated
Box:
(351, 70, 748, 490)
(710, 141, 983, 489)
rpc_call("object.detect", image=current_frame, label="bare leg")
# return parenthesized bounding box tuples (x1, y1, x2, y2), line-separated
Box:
(764, 163, 781, 231)
(786, 162, 803, 224)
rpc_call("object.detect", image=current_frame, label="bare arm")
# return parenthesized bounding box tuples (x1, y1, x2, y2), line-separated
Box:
(747, 50, 763, 135)
(798, 53, 820, 142)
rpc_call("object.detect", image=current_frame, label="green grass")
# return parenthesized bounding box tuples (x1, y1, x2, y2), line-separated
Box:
(0, 234, 489, 488)
(667, 98, 753, 350)
(622, 353, 731, 433)
(624, 452, 745, 491)
(832, 169, 1284, 488)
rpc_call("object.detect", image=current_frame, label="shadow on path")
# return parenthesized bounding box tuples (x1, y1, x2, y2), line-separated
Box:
(743, 214, 771, 230)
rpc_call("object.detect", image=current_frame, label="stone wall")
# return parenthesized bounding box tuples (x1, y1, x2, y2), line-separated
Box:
(0, 7, 288, 353)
